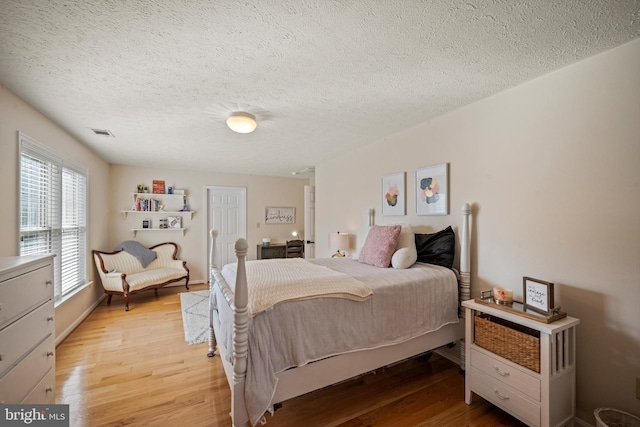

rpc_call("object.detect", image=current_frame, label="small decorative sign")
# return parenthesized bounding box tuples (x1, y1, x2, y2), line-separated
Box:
(265, 207, 295, 224)
(152, 180, 165, 194)
(523, 276, 555, 315)
(167, 216, 182, 229)
(142, 219, 151, 229)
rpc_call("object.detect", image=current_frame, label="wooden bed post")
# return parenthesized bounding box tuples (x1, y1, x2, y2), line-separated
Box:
(459, 203, 471, 368)
(232, 238, 250, 426)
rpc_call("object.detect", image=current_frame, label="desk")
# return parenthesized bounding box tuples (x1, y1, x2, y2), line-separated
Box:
(257, 244, 286, 260)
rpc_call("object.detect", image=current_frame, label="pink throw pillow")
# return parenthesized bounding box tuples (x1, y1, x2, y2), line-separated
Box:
(358, 225, 402, 268)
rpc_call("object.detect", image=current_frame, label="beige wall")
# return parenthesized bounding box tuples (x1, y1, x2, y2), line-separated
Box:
(316, 38, 640, 421)
(0, 84, 110, 341)
(108, 165, 309, 282)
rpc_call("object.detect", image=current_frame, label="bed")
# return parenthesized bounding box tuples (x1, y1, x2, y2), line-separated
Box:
(208, 203, 472, 427)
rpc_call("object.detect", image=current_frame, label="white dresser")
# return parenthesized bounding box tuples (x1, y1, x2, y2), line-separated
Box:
(463, 299, 580, 427)
(0, 255, 56, 404)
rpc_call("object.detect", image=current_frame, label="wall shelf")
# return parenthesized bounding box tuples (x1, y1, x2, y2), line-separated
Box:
(130, 228, 186, 237)
(120, 210, 195, 219)
(123, 190, 192, 235)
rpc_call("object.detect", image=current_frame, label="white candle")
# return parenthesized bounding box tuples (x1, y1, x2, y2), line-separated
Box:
(493, 287, 513, 302)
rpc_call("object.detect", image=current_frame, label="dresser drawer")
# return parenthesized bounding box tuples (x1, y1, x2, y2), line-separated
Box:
(0, 335, 55, 403)
(0, 301, 54, 377)
(469, 369, 541, 427)
(0, 263, 53, 329)
(22, 368, 55, 404)
(471, 346, 540, 401)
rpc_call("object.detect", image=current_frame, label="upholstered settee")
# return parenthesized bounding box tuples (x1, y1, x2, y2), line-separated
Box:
(93, 242, 189, 311)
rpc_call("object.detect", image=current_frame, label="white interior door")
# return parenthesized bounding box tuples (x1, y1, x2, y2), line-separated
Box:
(304, 185, 315, 258)
(205, 186, 246, 274)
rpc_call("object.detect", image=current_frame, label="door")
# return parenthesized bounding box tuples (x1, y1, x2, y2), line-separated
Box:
(205, 186, 246, 274)
(304, 185, 315, 258)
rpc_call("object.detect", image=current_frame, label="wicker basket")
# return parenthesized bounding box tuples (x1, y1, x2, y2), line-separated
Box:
(595, 408, 640, 427)
(474, 314, 541, 373)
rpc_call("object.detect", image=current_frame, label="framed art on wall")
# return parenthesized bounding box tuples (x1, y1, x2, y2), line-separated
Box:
(265, 207, 295, 224)
(381, 172, 406, 216)
(416, 163, 449, 215)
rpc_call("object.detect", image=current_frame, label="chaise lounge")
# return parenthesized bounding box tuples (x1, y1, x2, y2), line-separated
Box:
(93, 241, 189, 311)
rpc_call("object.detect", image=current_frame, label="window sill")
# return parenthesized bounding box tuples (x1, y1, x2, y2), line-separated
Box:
(55, 281, 93, 308)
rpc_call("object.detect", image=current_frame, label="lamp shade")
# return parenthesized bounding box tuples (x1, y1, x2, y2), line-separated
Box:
(329, 232, 349, 252)
(227, 112, 257, 133)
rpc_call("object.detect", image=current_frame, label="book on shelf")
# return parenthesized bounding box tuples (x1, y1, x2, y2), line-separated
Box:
(135, 197, 160, 212)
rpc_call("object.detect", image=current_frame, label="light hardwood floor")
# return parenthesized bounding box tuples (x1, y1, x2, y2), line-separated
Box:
(55, 284, 526, 426)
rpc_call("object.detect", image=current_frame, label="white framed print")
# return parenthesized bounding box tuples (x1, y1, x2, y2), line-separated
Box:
(381, 172, 406, 216)
(416, 163, 449, 215)
(167, 216, 182, 229)
(523, 276, 555, 315)
(265, 207, 295, 224)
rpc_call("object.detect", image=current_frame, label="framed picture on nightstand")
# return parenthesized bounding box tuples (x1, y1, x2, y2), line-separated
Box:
(523, 276, 555, 315)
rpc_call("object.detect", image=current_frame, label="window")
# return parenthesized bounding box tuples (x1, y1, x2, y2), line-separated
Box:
(19, 132, 88, 302)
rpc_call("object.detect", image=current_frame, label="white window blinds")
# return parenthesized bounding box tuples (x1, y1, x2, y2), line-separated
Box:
(19, 132, 88, 301)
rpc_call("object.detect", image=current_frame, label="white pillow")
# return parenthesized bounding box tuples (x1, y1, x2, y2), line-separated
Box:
(391, 224, 417, 269)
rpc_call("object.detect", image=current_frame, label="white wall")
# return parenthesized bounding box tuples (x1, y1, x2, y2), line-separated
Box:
(108, 165, 309, 282)
(0, 84, 110, 340)
(316, 38, 640, 421)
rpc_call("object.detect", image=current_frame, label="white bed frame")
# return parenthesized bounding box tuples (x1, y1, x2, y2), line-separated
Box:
(208, 203, 472, 427)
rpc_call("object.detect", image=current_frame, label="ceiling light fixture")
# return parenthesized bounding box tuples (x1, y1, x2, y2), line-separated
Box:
(226, 112, 257, 133)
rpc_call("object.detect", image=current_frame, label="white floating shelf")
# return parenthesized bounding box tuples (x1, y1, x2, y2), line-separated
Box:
(130, 228, 186, 237)
(120, 210, 195, 219)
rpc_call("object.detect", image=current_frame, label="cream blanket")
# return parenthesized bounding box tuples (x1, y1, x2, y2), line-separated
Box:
(223, 258, 373, 317)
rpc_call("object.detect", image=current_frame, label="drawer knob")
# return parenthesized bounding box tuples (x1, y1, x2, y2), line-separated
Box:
(494, 388, 510, 400)
(47, 351, 55, 357)
(47, 316, 54, 322)
(45, 386, 53, 393)
(45, 280, 52, 285)
(494, 366, 510, 377)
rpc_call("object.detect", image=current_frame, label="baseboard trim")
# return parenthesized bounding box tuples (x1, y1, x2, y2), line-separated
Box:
(574, 416, 592, 427)
(56, 294, 106, 346)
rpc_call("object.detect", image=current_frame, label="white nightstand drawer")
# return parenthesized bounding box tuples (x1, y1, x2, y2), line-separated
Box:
(471, 346, 540, 401)
(0, 264, 52, 329)
(0, 335, 55, 403)
(0, 300, 54, 378)
(470, 369, 541, 427)
(22, 368, 55, 404)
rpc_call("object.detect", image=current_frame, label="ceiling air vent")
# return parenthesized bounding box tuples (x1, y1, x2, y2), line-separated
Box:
(91, 128, 115, 137)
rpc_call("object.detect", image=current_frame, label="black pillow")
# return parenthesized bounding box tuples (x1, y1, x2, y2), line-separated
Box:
(414, 226, 455, 269)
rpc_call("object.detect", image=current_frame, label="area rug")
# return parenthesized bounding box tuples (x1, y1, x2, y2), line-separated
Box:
(180, 290, 209, 345)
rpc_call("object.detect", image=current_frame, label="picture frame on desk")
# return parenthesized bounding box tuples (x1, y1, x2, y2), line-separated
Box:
(523, 276, 555, 315)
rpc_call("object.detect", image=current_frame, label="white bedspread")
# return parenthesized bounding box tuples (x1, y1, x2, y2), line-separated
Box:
(222, 258, 372, 317)
(211, 258, 459, 426)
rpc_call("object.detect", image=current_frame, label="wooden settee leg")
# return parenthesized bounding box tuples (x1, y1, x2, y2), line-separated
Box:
(107, 294, 112, 305)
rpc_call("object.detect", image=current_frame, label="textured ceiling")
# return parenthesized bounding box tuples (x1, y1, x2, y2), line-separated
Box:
(1, 1, 638, 177)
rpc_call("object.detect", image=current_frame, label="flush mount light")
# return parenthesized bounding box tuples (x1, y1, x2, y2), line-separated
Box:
(226, 112, 257, 133)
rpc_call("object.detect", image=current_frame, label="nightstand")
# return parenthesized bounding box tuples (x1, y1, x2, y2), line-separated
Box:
(462, 299, 580, 427)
